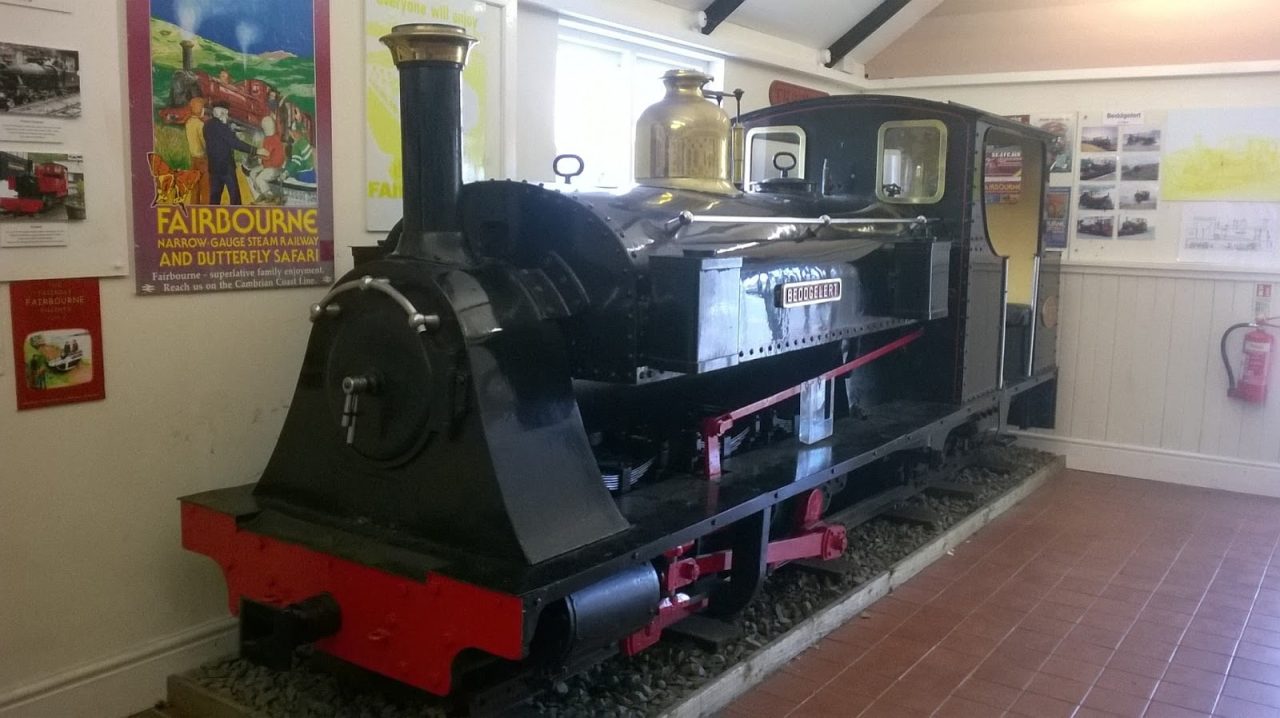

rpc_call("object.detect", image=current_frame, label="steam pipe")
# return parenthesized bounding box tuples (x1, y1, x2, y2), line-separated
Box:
(379, 24, 476, 253)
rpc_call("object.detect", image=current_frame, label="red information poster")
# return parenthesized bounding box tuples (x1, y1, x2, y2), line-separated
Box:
(9, 278, 106, 410)
(125, 0, 333, 295)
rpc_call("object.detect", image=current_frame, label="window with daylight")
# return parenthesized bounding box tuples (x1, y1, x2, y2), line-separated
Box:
(554, 21, 723, 188)
(876, 120, 947, 204)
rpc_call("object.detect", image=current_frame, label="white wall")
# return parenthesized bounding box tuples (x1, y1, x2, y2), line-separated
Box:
(880, 71, 1280, 494)
(0, 1, 382, 716)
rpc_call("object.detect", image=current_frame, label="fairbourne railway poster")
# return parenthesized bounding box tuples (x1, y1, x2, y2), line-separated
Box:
(126, 0, 333, 295)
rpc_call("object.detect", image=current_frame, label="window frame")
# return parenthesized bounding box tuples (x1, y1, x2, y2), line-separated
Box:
(875, 119, 948, 205)
(744, 125, 807, 190)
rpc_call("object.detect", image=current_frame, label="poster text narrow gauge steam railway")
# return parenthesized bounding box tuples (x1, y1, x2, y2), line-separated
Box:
(154, 206, 320, 267)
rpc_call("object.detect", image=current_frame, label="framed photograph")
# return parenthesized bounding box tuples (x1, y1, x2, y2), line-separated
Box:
(0, 41, 80, 118)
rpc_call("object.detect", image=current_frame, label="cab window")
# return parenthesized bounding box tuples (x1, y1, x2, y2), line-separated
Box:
(745, 126, 806, 189)
(876, 120, 946, 204)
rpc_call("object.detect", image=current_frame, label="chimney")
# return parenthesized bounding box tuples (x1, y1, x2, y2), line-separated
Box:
(379, 23, 476, 257)
(180, 40, 194, 72)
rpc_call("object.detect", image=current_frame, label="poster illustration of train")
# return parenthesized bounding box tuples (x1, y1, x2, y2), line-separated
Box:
(126, 0, 333, 295)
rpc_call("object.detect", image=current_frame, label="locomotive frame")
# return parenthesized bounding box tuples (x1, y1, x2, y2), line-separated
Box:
(180, 23, 1060, 709)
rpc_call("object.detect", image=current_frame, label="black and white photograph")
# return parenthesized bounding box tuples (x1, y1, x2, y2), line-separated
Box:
(1077, 215, 1115, 238)
(1080, 125, 1117, 152)
(1118, 213, 1156, 240)
(1122, 128, 1162, 152)
(1079, 155, 1117, 181)
(1122, 157, 1160, 181)
(0, 150, 86, 220)
(0, 41, 80, 118)
(1078, 184, 1116, 210)
(1119, 182, 1159, 209)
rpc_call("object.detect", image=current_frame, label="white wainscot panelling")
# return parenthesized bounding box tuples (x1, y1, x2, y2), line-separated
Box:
(1027, 264, 1280, 494)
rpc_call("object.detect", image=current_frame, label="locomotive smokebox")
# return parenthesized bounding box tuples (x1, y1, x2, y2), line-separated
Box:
(380, 23, 476, 257)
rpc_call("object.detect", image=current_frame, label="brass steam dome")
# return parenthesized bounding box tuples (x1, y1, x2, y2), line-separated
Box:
(634, 69, 737, 195)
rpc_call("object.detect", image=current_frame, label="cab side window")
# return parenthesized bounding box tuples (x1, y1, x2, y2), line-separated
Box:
(877, 120, 947, 203)
(745, 126, 806, 191)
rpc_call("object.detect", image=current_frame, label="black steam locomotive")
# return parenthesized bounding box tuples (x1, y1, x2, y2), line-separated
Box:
(180, 23, 1059, 707)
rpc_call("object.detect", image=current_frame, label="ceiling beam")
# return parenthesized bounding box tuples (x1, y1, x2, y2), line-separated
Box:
(700, 0, 747, 35)
(826, 0, 911, 68)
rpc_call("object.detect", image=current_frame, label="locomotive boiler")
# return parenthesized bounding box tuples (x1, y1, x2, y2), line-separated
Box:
(180, 22, 1060, 708)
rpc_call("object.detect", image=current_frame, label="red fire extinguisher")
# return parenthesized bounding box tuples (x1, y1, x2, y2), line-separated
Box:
(1222, 319, 1277, 404)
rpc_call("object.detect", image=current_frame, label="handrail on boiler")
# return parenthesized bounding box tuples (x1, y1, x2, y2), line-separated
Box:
(664, 211, 932, 235)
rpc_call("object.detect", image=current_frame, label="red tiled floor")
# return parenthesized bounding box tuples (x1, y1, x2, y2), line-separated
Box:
(722, 468, 1280, 716)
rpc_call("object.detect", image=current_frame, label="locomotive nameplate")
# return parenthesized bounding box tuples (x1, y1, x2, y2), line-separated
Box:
(777, 279, 843, 308)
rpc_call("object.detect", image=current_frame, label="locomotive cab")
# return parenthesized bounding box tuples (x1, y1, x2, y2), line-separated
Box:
(737, 96, 1060, 425)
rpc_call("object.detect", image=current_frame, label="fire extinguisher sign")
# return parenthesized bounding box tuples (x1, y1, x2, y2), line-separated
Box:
(1257, 283, 1274, 320)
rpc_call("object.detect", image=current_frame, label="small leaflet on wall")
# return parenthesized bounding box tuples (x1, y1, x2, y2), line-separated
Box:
(984, 145, 1021, 204)
(1179, 202, 1279, 265)
(8, 277, 105, 410)
(1257, 284, 1274, 320)
(1074, 110, 1163, 242)
(1045, 187, 1070, 250)
(125, 0, 334, 295)
(1006, 112, 1076, 178)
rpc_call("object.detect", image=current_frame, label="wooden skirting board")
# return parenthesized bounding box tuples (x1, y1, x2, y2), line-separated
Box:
(1014, 432, 1280, 498)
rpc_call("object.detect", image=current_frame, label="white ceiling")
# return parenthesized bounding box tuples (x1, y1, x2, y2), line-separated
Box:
(870, 0, 1280, 78)
(658, 0, 887, 50)
(654, 0, 1280, 79)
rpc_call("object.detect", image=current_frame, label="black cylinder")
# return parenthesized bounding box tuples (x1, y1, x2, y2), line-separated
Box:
(397, 59, 463, 239)
(530, 564, 660, 662)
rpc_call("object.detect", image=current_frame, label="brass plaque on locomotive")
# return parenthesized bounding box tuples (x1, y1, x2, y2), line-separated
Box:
(776, 279, 843, 308)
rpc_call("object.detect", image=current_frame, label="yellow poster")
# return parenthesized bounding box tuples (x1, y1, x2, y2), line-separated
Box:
(1164, 108, 1280, 202)
(365, 0, 501, 230)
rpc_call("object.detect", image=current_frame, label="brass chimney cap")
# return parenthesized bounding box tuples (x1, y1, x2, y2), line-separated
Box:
(662, 68, 713, 82)
(380, 23, 477, 67)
